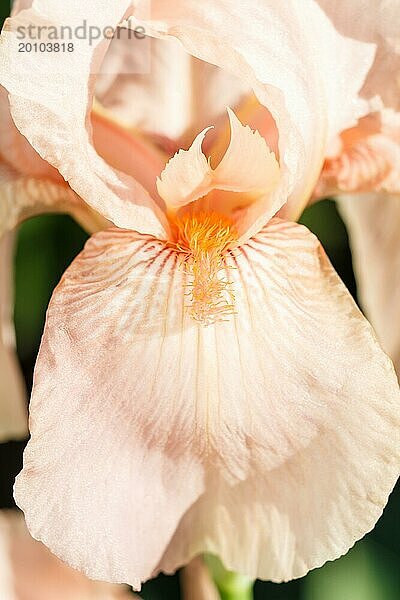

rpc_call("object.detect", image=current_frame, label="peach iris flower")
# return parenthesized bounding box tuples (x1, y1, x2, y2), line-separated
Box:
(0, 511, 134, 599)
(0, 0, 400, 591)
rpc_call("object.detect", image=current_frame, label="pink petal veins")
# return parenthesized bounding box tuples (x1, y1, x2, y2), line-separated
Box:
(15, 220, 400, 585)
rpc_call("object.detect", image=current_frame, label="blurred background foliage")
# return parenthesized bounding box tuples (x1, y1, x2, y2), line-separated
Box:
(1, 1, 399, 598)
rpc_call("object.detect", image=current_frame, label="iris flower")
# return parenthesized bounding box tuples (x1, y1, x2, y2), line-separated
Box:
(0, 0, 399, 591)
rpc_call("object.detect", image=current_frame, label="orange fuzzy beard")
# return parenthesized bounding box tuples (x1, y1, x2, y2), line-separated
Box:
(174, 212, 238, 325)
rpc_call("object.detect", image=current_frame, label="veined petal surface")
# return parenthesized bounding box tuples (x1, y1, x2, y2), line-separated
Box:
(15, 220, 400, 584)
(314, 111, 400, 198)
(0, 162, 93, 236)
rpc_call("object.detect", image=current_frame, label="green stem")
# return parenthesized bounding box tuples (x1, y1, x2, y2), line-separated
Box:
(204, 554, 255, 600)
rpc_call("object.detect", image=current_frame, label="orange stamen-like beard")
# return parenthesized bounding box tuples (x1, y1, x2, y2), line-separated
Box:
(172, 212, 238, 326)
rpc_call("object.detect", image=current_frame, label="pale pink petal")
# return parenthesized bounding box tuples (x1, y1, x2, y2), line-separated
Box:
(0, 156, 102, 443)
(317, 135, 400, 196)
(214, 108, 281, 237)
(91, 108, 166, 203)
(178, 60, 249, 149)
(128, 0, 376, 230)
(0, 4, 168, 237)
(0, 82, 109, 440)
(157, 110, 280, 229)
(338, 193, 400, 376)
(238, 98, 279, 159)
(96, 34, 192, 139)
(156, 219, 400, 582)
(314, 111, 400, 198)
(0, 234, 27, 442)
(15, 230, 208, 587)
(0, 511, 134, 599)
(201, 95, 279, 180)
(213, 108, 279, 198)
(0, 87, 60, 181)
(316, 1, 400, 112)
(156, 127, 213, 210)
(15, 221, 400, 584)
(0, 161, 106, 236)
(97, 33, 248, 142)
(181, 558, 220, 600)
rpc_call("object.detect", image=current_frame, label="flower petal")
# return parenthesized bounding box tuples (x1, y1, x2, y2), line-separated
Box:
(91, 107, 166, 203)
(181, 557, 220, 600)
(314, 111, 400, 198)
(156, 220, 400, 581)
(338, 192, 400, 376)
(0, 87, 60, 181)
(0, 510, 134, 599)
(200, 94, 279, 162)
(11, 0, 33, 13)
(213, 108, 280, 197)
(129, 0, 376, 229)
(156, 127, 213, 210)
(15, 230, 207, 586)
(160, 414, 399, 583)
(157, 109, 280, 226)
(0, 234, 27, 443)
(317, 0, 400, 111)
(97, 33, 248, 142)
(15, 220, 400, 584)
(0, 161, 105, 236)
(96, 34, 194, 139)
(0, 4, 168, 237)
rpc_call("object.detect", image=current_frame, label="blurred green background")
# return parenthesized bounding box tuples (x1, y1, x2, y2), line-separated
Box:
(1, 2, 399, 598)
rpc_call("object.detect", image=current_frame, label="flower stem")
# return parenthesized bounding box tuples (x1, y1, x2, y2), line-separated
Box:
(204, 554, 255, 600)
